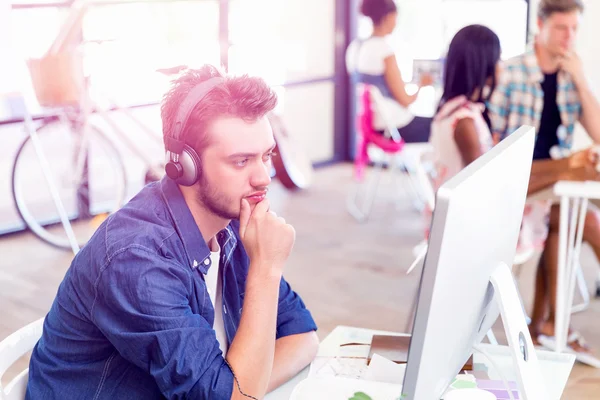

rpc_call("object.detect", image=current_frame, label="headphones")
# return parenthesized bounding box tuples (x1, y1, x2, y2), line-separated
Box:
(164, 76, 225, 186)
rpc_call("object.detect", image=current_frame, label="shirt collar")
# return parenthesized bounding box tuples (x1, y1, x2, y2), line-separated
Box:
(159, 177, 237, 274)
(524, 41, 570, 84)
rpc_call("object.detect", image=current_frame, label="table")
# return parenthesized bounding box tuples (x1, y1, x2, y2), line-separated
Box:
(266, 326, 575, 400)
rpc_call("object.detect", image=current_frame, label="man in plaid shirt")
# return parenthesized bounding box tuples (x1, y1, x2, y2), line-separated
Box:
(488, 0, 600, 364)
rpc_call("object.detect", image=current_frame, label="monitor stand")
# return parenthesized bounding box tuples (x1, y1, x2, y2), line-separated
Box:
(487, 262, 548, 400)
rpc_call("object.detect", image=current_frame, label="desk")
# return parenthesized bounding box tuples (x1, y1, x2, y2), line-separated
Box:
(267, 326, 575, 400)
(524, 184, 600, 366)
(266, 326, 405, 400)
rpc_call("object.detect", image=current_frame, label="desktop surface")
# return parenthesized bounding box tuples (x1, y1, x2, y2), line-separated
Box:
(269, 326, 574, 400)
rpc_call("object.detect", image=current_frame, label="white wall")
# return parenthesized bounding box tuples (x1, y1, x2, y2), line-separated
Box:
(0, 3, 22, 96)
(574, 0, 600, 149)
(0, 3, 44, 118)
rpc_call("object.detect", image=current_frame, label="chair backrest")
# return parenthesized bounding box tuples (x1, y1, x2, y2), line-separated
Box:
(362, 84, 402, 143)
(0, 318, 44, 400)
(356, 84, 404, 150)
(353, 84, 405, 181)
(356, 83, 373, 135)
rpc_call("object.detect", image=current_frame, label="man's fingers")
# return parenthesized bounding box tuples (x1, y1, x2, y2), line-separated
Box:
(587, 148, 599, 164)
(252, 198, 271, 218)
(239, 199, 251, 238)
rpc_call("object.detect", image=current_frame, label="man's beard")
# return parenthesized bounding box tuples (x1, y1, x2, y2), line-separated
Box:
(196, 175, 239, 220)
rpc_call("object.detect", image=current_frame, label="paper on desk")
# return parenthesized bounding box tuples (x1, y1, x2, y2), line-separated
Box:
(309, 356, 368, 380)
(318, 330, 376, 357)
(362, 353, 406, 384)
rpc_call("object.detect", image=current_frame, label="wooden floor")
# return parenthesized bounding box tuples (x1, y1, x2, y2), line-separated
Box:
(1, 163, 599, 398)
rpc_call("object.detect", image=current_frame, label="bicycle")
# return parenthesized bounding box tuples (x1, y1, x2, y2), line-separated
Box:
(11, 44, 169, 254)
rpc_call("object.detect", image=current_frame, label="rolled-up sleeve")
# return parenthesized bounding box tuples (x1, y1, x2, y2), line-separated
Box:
(275, 278, 317, 339)
(91, 246, 233, 400)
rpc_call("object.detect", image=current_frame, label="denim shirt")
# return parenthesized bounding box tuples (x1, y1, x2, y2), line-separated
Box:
(26, 177, 317, 400)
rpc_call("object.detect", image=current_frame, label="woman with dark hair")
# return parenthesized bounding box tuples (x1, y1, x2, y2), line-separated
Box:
(430, 24, 501, 178)
(346, 0, 431, 136)
(427, 25, 545, 265)
(440, 25, 501, 109)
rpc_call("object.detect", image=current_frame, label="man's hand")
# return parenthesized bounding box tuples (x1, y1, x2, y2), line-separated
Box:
(238, 198, 296, 277)
(559, 52, 586, 86)
(560, 51, 600, 144)
(567, 147, 600, 181)
(227, 199, 296, 399)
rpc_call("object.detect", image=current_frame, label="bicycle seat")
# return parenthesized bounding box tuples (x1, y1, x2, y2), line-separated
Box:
(156, 65, 188, 76)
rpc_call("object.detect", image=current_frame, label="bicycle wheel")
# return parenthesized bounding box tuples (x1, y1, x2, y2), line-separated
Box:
(11, 118, 127, 250)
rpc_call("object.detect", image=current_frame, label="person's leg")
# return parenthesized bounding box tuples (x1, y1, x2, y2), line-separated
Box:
(528, 208, 559, 342)
(542, 204, 560, 324)
(538, 205, 595, 353)
(397, 116, 432, 143)
(529, 249, 549, 343)
(376, 117, 433, 142)
(582, 208, 600, 261)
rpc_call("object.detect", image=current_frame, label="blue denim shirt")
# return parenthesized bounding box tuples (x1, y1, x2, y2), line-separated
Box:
(26, 177, 317, 400)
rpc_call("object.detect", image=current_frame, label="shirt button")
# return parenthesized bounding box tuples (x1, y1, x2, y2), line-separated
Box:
(204, 258, 210, 266)
(223, 305, 227, 314)
(192, 260, 199, 268)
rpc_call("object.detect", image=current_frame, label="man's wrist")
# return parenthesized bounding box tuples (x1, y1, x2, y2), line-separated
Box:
(247, 262, 282, 284)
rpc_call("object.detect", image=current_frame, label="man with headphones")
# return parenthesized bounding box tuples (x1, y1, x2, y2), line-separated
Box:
(26, 65, 319, 400)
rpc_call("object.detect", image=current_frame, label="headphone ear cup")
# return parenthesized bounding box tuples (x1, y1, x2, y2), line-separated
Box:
(175, 144, 202, 186)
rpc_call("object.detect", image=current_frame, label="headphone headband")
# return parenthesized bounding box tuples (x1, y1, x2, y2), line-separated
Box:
(164, 75, 224, 186)
(167, 76, 225, 153)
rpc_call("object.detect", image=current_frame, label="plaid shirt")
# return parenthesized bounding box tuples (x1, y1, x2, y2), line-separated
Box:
(488, 45, 582, 150)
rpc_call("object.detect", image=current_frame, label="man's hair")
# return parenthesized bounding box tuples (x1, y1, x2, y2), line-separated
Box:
(538, 0, 584, 21)
(161, 64, 278, 153)
(360, 0, 397, 26)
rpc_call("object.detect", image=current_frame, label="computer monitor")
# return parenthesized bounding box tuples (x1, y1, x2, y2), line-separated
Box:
(402, 126, 547, 400)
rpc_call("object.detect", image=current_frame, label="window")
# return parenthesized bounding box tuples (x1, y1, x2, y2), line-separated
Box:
(228, 0, 335, 84)
(82, 0, 221, 105)
(228, 0, 339, 163)
(7, 1, 221, 110)
(276, 82, 336, 163)
(356, 0, 529, 82)
(4, 0, 347, 163)
(441, 0, 528, 60)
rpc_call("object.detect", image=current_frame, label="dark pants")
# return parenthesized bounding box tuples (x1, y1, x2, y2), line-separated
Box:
(377, 116, 432, 143)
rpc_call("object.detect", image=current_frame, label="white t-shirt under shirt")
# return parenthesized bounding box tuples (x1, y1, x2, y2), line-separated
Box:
(345, 36, 414, 130)
(205, 239, 228, 356)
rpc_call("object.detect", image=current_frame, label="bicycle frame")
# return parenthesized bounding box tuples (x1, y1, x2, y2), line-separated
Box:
(92, 100, 165, 180)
